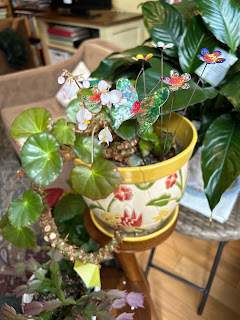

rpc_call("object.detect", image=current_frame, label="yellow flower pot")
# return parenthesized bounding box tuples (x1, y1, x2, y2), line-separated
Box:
(76, 113, 197, 235)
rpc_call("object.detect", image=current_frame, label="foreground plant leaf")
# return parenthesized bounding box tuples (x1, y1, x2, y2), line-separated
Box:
(8, 190, 42, 227)
(71, 159, 123, 200)
(112, 78, 139, 129)
(196, 0, 240, 53)
(2, 224, 36, 248)
(66, 98, 83, 123)
(137, 87, 169, 135)
(21, 132, 63, 186)
(52, 118, 75, 145)
(73, 135, 103, 163)
(53, 193, 86, 223)
(10, 108, 52, 145)
(202, 114, 240, 210)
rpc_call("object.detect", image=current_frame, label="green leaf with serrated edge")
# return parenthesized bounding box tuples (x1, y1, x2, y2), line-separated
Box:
(135, 181, 155, 190)
(8, 190, 42, 228)
(66, 98, 83, 123)
(201, 114, 240, 210)
(136, 58, 218, 107)
(10, 108, 52, 145)
(53, 193, 86, 223)
(0, 213, 9, 228)
(142, 1, 185, 57)
(71, 159, 123, 200)
(21, 132, 63, 187)
(196, 0, 240, 53)
(179, 15, 218, 74)
(146, 194, 172, 206)
(113, 119, 137, 140)
(2, 224, 36, 248)
(52, 119, 75, 145)
(137, 87, 169, 135)
(73, 135, 103, 163)
(220, 71, 240, 111)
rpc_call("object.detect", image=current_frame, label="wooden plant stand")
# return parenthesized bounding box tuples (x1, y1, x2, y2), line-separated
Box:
(84, 210, 178, 320)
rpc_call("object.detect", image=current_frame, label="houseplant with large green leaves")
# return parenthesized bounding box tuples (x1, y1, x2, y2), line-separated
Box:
(91, 0, 240, 213)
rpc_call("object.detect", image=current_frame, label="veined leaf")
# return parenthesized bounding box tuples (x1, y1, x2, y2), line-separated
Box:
(2, 224, 36, 248)
(142, 1, 185, 57)
(53, 193, 86, 223)
(52, 118, 75, 145)
(179, 15, 218, 73)
(220, 71, 240, 111)
(73, 135, 103, 163)
(8, 190, 42, 227)
(113, 119, 137, 141)
(196, 0, 240, 53)
(202, 114, 240, 210)
(71, 159, 123, 200)
(21, 132, 63, 187)
(10, 108, 52, 145)
(66, 98, 83, 123)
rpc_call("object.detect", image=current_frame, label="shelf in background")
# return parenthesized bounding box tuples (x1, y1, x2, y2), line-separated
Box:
(47, 42, 77, 53)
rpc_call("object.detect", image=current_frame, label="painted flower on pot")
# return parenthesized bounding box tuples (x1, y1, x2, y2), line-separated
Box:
(166, 173, 178, 189)
(120, 210, 143, 228)
(152, 208, 171, 222)
(114, 186, 133, 201)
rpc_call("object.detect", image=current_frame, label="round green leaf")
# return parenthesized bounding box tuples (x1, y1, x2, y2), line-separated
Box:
(8, 190, 42, 227)
(21, 132, 63, 187)
(220, 71, 240, 111)
(2, 224, 36, 248)
(179, 15, 218, 73)
(53, 193, 86, 223)
(142, 1, 185, 57)
(10, 108, 52, 145)
(66, 98, 83, 123)
(73, 135, 103, 163)
(52, 118, 75, 145)
(71, 159, 123, 200)
(202, 114, 240, 210)
(196, 0, 240, 53)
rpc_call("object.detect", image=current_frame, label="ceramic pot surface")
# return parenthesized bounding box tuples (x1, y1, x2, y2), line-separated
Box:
(80, 113, 197, 234)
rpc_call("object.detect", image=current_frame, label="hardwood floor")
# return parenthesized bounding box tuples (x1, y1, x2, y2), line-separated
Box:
(136, 231, 240, 320)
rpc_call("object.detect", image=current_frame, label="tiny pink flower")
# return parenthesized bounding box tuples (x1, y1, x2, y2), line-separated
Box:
(58, 76, 65, 84)
(76, 107, 92, 130)
(83, 80, 90, 88)
(98, 127, 113, 145)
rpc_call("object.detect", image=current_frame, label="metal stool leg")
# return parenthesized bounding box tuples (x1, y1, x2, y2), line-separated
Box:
(145, 241, 227, 315)
(198, 241, 226, 315)
(145, 248, 156, 276)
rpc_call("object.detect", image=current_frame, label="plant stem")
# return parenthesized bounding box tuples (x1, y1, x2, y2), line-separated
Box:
(171, 63, 208, 142)
(135, 67, 143, 91)
(161, 48, 163, 88)
(163, 92, 175, 154)
(91, 125, 98, 166)
(142, 61, 146, 97)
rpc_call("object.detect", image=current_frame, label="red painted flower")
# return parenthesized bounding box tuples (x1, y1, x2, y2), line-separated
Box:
(120, 210, 143, 227)
(114, 186, 132, 201)
(166, 173, 178, 189)
(163, 70, 191, 91)
(197, 48, 226, 64)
